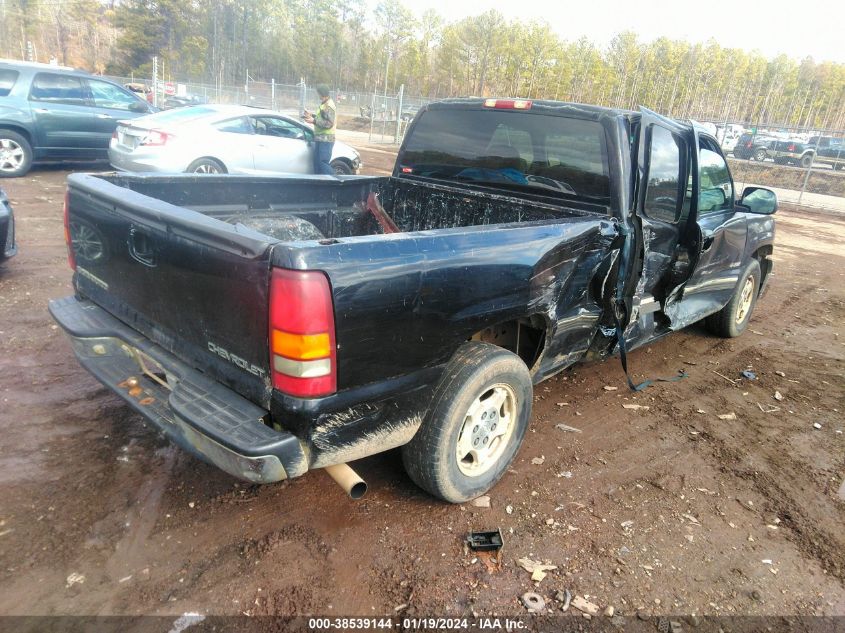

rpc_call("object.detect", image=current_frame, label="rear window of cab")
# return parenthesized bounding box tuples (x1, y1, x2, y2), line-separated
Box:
(0, 69, 19, 97)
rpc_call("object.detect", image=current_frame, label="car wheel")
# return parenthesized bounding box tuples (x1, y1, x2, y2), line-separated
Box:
(799, 154, 814, 169)
(186, 158, 226, 174)
(330, 160, 352, 176)
(401, 342, 532, 503)
(706, 259, 761, 338)
(0, 130, 33, 178)
(752, 148, 767, 162)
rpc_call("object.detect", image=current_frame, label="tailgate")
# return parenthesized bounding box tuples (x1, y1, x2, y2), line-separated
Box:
(66, 173, 274, 407)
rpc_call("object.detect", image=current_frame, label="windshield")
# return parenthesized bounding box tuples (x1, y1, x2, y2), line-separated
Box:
(399, 109, 611, 201)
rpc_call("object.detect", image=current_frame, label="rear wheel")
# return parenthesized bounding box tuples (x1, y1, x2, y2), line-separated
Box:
(330, 160, 352, 176)
(706, 259, 761, 338)
(800, 153, 814, 169)
(0, 130, 33, 178)
(753, 148, 767, 162)
(401, 342, 532, 503)
(186, 158, 226, 174)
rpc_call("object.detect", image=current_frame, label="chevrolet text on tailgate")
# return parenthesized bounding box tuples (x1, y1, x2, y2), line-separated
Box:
(51, 99, 778, 502)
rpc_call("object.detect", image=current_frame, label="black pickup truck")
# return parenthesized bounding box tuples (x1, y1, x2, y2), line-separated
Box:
(50, 99, 778, 502)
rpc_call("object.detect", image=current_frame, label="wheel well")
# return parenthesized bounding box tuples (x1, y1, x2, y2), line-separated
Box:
(0, 125, 33, 146)
(470, 316, 547, 373)
(187, 157, 227, 172)
(331, 157, 353, 169)
(752, 245, 773, 289)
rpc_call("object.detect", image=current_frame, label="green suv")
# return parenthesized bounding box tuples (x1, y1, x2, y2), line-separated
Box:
(0, 59, 156, 177)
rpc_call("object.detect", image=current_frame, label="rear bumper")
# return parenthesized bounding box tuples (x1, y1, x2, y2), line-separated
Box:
(49, 296, 309, 483)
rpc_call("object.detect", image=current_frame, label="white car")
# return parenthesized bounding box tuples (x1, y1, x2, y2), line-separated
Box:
(109, 104, 361, 175)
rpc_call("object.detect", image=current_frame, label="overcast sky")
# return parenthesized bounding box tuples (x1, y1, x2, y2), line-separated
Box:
(407, 0, 844, 64)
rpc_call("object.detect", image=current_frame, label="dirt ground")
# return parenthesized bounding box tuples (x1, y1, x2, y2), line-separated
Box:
(0, 149, 843, 621)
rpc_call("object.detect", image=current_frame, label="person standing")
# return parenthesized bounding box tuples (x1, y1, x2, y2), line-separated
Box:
(303, 85, 337, 175)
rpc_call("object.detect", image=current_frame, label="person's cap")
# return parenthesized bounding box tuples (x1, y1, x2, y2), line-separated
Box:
(317, 84, 330, 97)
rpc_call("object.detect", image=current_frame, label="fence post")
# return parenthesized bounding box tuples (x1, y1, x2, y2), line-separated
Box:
(152, 56, 158, 108)
(271, 78, 276, 111)
(395, 84, 404, 144)
(798, 133, 822, 205)
(300, 81, 307, 116)
(368, 92, 376, 142)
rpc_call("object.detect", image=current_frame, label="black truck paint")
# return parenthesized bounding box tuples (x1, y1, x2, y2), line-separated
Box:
(50, 99, 777, 494)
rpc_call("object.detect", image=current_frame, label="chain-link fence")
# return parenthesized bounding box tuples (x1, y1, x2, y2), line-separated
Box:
(107, 73, 843, 212)
(107, 74, 430, 145)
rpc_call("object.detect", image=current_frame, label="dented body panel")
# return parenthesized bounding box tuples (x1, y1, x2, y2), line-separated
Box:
(53, 99, 776, 484)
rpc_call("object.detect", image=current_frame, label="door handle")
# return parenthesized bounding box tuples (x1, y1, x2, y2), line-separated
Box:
(95, 114, 112, 119)
(33, 108, 49, 114)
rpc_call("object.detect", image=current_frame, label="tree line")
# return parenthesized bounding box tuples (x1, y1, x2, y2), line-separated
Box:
(2, 0, 844, 131)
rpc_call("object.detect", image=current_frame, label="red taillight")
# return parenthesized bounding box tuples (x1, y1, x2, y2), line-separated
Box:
(746, 141, 753, 148)
(140, 130, 171, 146)
(787, 143, 795, 152)
(111, 130, 118, 141)
(269, 268, 336, 398)
(63, 189, 76, 271)
(483, 98, 532, 110)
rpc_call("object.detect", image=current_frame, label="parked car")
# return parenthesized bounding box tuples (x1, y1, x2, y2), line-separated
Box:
(732, 132, 778, 161)
(52, 99, 777, 502)
(772, 135, 845, 169)
(109, 104, 361, 175)
(0, 185, 16, 261)
(0, 59, 157, 177)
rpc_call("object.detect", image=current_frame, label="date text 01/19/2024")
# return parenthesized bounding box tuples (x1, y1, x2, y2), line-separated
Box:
(308, 618, 526, 630)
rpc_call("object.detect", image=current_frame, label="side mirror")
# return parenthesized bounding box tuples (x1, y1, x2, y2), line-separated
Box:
(294, 130, 305, 140)
(739, 186, 778, 215)
(129, 101, 148, 113)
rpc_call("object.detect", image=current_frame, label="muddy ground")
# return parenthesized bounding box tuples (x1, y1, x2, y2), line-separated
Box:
(0, 147, 843, 621)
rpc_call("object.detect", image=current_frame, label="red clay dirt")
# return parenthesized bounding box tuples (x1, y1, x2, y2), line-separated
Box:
(0, 153, 843, 620)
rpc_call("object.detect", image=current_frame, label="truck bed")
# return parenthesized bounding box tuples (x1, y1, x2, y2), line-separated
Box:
(106, 173, 599, 239)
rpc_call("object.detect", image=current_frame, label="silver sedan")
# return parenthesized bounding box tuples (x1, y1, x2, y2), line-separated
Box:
(109, 104, 361, 175)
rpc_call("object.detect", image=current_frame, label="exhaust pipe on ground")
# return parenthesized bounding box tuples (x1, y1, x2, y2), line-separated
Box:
(324, 463, 367, 499)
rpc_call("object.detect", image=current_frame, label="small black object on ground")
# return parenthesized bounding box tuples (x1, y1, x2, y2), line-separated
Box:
(467, 528, 503, 551)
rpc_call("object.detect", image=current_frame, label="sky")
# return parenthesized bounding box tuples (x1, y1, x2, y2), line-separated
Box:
(406, 0, 845, 64)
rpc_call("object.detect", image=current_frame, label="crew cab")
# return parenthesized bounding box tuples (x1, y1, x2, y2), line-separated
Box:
(0, 59, 155, 177)
(773, 136, 845, 170)
(50, 99, 778, 502)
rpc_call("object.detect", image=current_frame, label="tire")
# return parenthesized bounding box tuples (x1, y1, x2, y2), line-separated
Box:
(706, 259, 761, 338)
(752, 148, 767, 162)
(0, 130, 33, 178)
(186, 158, 226, 174)
(799, 153, 814, 169)
(401, 342, 533, 503)
(330, 159, 352, 176)
(835, 163, 845, 171)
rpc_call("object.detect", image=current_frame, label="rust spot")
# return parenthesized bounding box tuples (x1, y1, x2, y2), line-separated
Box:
(118, 377, 139, 389)
(128, 386, 143, 397)
(139, 397, 155, 406)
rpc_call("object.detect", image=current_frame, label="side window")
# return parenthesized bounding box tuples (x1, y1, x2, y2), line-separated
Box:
(253, 116, 305, 139)
(644, 126, 683, 223)
(30, 73, 86, 106)
(88, 79, 139, 111)
(0, 70, 19, 97)
(698, 143, 733, 215)
(214, 117, 253, 135)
